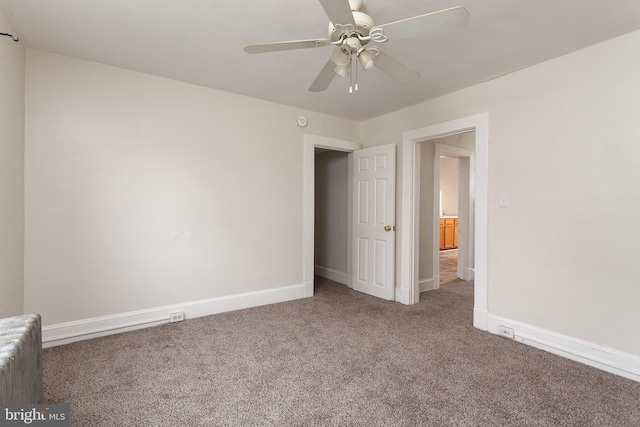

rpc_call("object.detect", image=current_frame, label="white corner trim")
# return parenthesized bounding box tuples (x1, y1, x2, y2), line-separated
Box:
(465, 267, 475, 281)
(395, 286, 409, 303)
(304, 134, 362, 152)
(399, 134, 418, 305)
(473, 308, 488, 331)
(304, 281, 314, 298)
(314, 265, 347, 285)
(419, 277, 437, 293)
(487, 314, 640, 383)
(43, 283, 308, 348)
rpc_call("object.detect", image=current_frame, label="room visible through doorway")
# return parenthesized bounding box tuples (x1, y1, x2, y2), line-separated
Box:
(439, 249, 458, 284)
(439, 154, 460, 284)
(416, 132, 475, 293)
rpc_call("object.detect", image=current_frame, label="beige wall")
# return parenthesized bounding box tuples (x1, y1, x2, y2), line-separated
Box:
(0, 7, 24, 318)
(361, 30, 640, 357)
(440, 157, 459, 217)
(314, 151, 348, 277)
(24, 49, 359, 326)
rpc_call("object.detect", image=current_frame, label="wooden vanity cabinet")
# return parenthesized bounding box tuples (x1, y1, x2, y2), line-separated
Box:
(439, 217, 458, 250)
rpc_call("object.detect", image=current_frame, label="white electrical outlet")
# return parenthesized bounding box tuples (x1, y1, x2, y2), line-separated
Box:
(169, 312, 185, 323)
(497, 325, 514, 339)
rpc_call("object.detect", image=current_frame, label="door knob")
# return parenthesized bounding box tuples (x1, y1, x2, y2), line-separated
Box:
(384, 225, 394, 232)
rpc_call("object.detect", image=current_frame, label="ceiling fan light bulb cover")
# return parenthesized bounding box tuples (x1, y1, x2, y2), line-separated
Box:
(359, 50, 375, 70)
(334, 64, 350, 77)
(332, 46, 351, 66)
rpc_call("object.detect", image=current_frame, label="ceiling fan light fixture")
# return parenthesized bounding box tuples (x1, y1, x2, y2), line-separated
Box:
(344, 36, 361, 52)
(358, 49, 375, 71)
(334, 63, 350, 77)
(331, 46, 351, 66)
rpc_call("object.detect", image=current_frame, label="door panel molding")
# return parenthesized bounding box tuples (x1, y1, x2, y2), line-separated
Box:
(351, 144, 396, 300)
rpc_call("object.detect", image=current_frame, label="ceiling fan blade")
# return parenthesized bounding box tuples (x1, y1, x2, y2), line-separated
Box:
(244, 39, 331, 54)
(375, 6, 470, 41)
(309, 59, 337, 92)
(319, 0, 356, 28)
(373, 50, 420, 84)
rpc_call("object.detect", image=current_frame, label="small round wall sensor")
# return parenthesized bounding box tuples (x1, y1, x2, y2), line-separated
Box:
(296, 116, 308, 128)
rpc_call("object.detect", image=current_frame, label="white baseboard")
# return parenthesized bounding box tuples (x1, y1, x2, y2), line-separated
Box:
(304, 281, 314, 297)
(487, 314, 640, 382)
(460, 267, 474, 281)
(473, 308, 488, 331)
(43, 283, 309, 348)
(419, 277, 437, 293)
(314, 265, 347, 285)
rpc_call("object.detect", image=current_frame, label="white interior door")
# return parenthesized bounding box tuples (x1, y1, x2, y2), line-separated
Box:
(351, 144, 396, 300)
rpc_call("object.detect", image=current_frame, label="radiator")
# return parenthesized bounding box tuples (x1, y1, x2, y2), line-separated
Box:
(0, 314, 44, 404)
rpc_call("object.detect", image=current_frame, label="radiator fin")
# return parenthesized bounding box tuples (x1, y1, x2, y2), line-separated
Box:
(0, 314, 43, 404)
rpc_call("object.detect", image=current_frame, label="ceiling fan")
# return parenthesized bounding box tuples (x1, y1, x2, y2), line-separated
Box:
(244, 0, 470, 93)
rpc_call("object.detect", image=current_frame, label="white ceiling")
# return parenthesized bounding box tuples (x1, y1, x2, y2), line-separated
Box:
(2, 0, 640, 121)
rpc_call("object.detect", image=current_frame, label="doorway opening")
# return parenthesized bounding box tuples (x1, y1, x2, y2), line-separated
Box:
(417, 133, 474, 292)
(302, 135, 360, 297)
(314, 149, 349, 288)
(399, 113, 489, 331)
(303, 135, 397, 301)
(435, 138, 475, 287)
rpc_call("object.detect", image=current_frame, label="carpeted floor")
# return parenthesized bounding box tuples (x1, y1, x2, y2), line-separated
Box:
(43, 278, 640, 426)
(440, 249, 458, 284)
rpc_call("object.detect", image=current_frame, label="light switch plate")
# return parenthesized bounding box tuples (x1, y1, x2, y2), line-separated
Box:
(499, 194, 509, 207)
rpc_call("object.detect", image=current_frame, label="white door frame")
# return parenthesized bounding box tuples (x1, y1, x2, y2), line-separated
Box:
(433, 142, 474, 287)
(399, 113, 489, 331)
(303, 134, 361, 297)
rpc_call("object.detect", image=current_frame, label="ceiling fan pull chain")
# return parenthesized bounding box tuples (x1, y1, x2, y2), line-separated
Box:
(349, 51, 353, 93)
(354, 54, 359, 92)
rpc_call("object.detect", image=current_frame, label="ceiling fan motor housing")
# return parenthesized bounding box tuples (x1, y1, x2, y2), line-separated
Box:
(328, 11, 375, 42)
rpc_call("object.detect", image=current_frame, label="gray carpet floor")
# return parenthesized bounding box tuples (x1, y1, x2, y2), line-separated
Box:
(43, 278, 640, 426)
